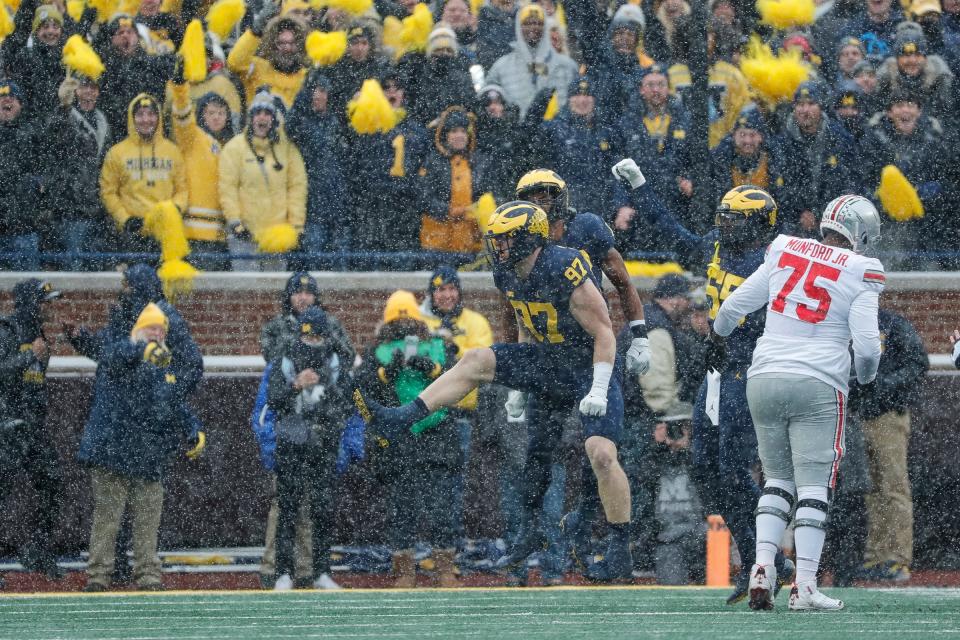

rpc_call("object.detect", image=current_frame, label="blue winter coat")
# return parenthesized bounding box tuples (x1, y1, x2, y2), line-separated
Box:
(78, 339, 196, 481)
(286, 76, 348, 227)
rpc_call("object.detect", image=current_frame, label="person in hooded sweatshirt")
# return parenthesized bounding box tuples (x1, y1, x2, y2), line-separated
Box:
(484, 3, 578, 118)
(219, 88, 307, 270)
(170, 55, 235, 270)
(99, 93, 188, 258)
(0, 279, 64, 583)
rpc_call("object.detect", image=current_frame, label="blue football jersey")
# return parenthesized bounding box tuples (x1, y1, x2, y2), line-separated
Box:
(562, 212, 615, 282)
(704, 237, 767, 369)
(494, 244, 599, 366)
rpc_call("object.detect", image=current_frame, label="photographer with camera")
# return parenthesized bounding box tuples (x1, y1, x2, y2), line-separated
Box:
(267, 306, 352, 591)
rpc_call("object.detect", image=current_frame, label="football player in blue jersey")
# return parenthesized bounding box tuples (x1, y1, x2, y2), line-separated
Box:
(355, 202, 636, 582)
(514, 169, 650, 580)
(612, 158, 795, 603)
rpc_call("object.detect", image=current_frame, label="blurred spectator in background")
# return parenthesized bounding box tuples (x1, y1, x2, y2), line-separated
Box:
(539, 76, 623, 218)
(437, 0, 478, 59)
(227, 2, 308, 107)
(1, 0, 73, 124)
(267, 306, 351, 590)
(709, 107, 785, 226)
(92, 14, 175, 140)
(355, 291, 461, 588)
(418, 107, 488, 256)
(99, 94, 187, 260)
(170, 58, 232, 271)
(832, 37, 867, 88)
(777, 82, 855, 237)
(861, 89, 952, 268)
(485, 4, 578, 118)
(329, 24, 388, 123)
(851, 309, 928, 582)
(840, 0, 903, 60)
(220, 89, 306, 271)
(286, 71, 348, 271)
(852, 59, 882, 113)
(0, 81, 43, 271)
(476, 0, 516, 69)
(78, 302, 205, 591)
(344, 71, 429, 261)
(43, 73, 110, 271)
(617, 65, 693, 236)
(0, 280, 63, 582)
(875, 32, 955, 127)
(399, 24, 476, 126)
(474, 84, 524, 202)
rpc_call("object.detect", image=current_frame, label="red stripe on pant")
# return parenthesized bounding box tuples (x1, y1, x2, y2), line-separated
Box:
(829, 390, 846, 488)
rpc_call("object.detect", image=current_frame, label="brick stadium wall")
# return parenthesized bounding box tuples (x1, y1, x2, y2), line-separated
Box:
(0, 274, 958, 356)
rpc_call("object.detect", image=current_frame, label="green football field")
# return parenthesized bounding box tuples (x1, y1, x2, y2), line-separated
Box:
(2, 586, 959, 640)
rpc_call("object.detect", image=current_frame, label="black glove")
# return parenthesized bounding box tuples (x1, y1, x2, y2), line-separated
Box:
(124, 217, 144, 235)
(229, 221, 252, 241)
(525, 87, 554, 125)
(407, 355, 436, 375)
(381, 350, 405, 382)
(704, 332, 726, 373)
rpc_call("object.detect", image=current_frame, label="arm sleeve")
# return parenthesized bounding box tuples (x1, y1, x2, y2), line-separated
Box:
(713, 258, 773, 337)
(628, 183, 704, 260)
(171, 147, 189, 212)
(170, 81, 197, 152)
(849, 289, 882, 384)
(226, 29, 260, 77)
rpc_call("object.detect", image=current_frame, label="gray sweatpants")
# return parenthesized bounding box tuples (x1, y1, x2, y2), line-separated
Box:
(746, 374, 846, 489)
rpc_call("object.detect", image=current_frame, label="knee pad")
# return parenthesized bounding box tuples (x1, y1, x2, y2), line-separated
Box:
(794, 485, 829, 530)
(755, 478, 796, 524)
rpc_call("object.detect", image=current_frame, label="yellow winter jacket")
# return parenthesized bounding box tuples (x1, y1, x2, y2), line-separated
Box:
(421, 304, 494, 410)
(226, 28, 307, 108)
(218, 130, 307, 237)
(100, 93, 188, 228)
(170, 82, 225, 243)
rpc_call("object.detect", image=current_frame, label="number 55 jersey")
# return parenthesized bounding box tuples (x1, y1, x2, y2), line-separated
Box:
(714, 233, 885, 395)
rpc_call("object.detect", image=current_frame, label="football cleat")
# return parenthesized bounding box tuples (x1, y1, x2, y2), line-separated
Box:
(495, 527, 548, 572)
(352, 388, 413, 439)
(559, 511, 592, 573)
(748, 563, 776, 611)
(775, 557, 795, 597)
(726, 567, 750, 605)
(313, 573, 342, 590)
(788, 582, 845, 611)
(585, 535, 633, 583)
(273, 574, 294, 591)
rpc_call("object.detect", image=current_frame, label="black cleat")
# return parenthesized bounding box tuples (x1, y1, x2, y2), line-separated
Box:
(727, 567, 750, 605)
(353, 388, 408, 439)
(585, 536, 633, 583)
(495, 528, 548, 572)
(559, 511, 592, 573)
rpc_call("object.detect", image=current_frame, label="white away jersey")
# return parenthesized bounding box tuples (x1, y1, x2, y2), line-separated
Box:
(713, 234, 884, 394)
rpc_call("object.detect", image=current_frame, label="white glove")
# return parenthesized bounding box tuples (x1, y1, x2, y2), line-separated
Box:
(505, 389, 527, 422)
(626, 337, 651, 375)
(579, 390, 608, 416)
(612, 158, 646, 189)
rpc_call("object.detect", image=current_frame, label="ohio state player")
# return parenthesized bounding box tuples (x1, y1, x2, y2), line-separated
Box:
(713, 194, 884, 612)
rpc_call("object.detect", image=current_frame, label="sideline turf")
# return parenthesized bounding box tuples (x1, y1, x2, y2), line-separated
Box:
(2, 586, 959, 640)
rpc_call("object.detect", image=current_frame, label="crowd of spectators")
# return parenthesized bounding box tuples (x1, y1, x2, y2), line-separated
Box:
(0, 0, 958, 272)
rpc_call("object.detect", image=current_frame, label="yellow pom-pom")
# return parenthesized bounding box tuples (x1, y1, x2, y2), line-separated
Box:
(4, 0, 19, 13)
(624, 261, 685, 278)
(473, 192, 497, 231)
(468, 0, 481, 16)
(757, 0, 815, 30)
(256, 223, 300, 253)
(118, 0, 139, 17)
(205, 0, 245, 39)
(62, 34, 106, 81)
(400, 3, 433, 54)
(0, 6, 13, 39)
(739, 35, 811, 105)
(348, 78, 398, 134)
(543, 92, 559, 120)
(326, 0, 371, 14)
(144, 200, 190, 263)
(157, 259, 199, 300)
(382, 15, 402, 54)
(877, 165, 924, 222)
(179, 19, 207, 82)
(66, 0, 85, 22)
(306, 30, 347, 66)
